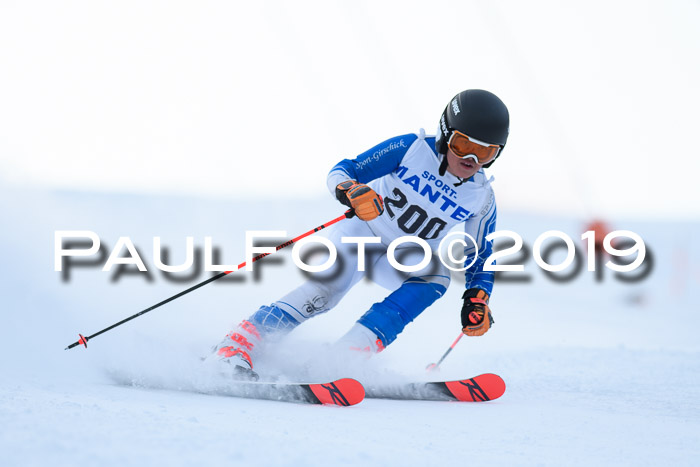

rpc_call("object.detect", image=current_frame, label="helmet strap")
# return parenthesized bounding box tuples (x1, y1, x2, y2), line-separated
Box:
(438, 153, 449, 176)
(438, 152, 469, 186)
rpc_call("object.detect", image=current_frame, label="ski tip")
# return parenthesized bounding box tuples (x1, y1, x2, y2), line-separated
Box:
(308, 378, 365, 406)
(444, 373, 506, 402)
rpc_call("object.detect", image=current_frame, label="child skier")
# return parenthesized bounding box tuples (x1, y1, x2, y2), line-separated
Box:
(208, 89, 509, 379)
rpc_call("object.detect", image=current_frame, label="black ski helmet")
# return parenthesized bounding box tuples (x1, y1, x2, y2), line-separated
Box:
(436, 89, 509, 171)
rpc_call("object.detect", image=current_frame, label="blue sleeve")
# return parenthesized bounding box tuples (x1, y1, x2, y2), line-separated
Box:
(464, 203, 497, 296)
(328, 134, 418, 184)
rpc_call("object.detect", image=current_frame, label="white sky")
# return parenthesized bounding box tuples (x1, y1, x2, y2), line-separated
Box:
(1, 0, 699, 220)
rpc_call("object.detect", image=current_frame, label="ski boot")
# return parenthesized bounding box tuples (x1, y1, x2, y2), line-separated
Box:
(206, 320, 262, 381)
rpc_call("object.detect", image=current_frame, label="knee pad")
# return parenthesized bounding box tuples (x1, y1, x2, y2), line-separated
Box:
(249, 304, 300, 337)
(357, 278, 448, 347)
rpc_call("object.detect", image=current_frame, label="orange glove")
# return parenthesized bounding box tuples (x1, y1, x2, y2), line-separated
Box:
(461, 288, 494, 337)
(336, 180, 384, 221)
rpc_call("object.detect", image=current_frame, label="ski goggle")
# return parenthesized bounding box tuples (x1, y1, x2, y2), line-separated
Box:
(448, 130, 501, 165)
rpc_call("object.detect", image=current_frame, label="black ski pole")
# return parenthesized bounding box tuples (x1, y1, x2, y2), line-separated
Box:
(64, 210, 354, 350)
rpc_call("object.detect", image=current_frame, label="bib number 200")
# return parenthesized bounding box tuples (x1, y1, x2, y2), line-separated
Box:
(384, 188, 447, 240)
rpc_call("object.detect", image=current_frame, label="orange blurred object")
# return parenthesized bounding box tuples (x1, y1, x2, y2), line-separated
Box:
(584, 219, 611, 250)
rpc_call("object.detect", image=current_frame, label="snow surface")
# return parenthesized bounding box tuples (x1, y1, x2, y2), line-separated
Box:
(2, 187, 699, 466)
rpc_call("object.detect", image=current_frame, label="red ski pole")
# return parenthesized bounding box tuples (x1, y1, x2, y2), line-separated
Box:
(426, 332, 464, 371)
(64, 210, 354, 350)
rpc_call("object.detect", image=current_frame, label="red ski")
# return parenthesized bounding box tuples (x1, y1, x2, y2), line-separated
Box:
(442, 374, 506, 401)
(307, 378, 366, 406)
(364, 373, 505, 402)
(111, 373, 365, 406)
(209, 377, 365, 406)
